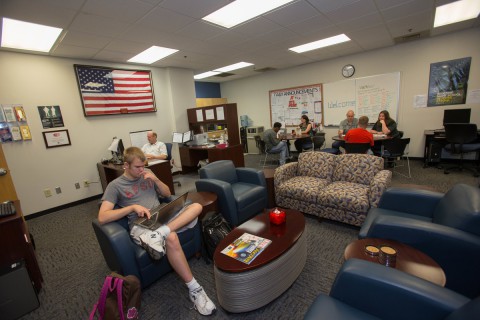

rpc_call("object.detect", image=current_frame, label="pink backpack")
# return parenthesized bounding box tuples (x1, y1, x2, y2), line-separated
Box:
(90, 273, 141, 320)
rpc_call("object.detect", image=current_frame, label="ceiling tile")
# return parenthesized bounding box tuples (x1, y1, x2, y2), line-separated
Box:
(82, 0, 155, 23)
(264, 1, 319, 26)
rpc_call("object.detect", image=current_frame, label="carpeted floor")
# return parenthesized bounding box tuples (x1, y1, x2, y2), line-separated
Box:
(21, 155, 478, 319)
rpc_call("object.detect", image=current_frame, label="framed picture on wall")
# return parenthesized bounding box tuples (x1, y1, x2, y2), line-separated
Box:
(74, 64, 157, 116)
(42, 129, 71, 148)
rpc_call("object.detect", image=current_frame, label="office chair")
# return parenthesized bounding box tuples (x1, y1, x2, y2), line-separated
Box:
(344, 142, 371, 154)
(257, 138, 280, 167)
(381, 138, 411, 178)
(312, 134, 326, 151)
(165, 143, 181, 187)
(443, 123, 480, 177)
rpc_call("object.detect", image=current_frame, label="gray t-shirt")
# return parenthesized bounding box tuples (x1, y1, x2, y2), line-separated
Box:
(101, 170, 160, 225)
(339, 118, 359, 134)
(263, 128, 280, 151)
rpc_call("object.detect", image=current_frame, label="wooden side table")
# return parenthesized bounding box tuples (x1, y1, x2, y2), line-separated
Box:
(187, 191, 218, 220)
(263, 168, 276, 208)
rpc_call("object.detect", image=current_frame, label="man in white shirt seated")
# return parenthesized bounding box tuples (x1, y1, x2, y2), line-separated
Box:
(142, 131, 167, 160)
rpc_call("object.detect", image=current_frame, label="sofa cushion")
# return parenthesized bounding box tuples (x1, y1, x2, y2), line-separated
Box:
(276, 176, 330, 202)
(333, 154, 383, 185)
(298, 151, 336, 181)
(433, 184, 480, 237)
(232, 182, 266, 210)
(319, 181, 371, 213)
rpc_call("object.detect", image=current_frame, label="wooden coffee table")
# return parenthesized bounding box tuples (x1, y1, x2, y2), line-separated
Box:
(213, 209, 306, 312)
(344, 238, 446, 286)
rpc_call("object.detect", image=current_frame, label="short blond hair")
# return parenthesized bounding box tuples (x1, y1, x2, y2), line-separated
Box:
(124, 146, 146, 164)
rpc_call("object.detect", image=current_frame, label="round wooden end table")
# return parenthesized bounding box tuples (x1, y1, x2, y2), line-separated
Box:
(187, 191, 218, 220)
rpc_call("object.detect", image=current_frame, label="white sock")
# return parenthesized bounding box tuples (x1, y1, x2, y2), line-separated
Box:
(186, 277, 201, 293)
(157, 225, 171, 238)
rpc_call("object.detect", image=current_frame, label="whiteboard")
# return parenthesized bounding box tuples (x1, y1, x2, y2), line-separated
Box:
(269, 84, 323, 127)
(323, 72, 400, 125)
(129, 129, 151, 148)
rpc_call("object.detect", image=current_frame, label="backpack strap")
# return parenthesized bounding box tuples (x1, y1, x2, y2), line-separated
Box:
(116, 278, 125, 320)
(90, 275, 115, 320)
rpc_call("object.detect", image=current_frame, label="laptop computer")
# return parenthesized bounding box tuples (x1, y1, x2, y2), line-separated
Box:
(134, 192, 189, 230)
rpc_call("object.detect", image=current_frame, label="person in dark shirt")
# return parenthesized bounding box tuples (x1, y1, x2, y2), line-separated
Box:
(263, 122, 288, 165)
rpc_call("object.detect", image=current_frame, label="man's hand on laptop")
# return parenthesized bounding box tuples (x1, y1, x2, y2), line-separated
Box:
(132, 204, 151, 219)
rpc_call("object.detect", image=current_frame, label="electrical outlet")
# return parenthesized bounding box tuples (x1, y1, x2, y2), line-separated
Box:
(44, 189, 52, 197)
(75, 182, 80, 189)
(55, 187, 62, 194)
(83, 180, 90, 187)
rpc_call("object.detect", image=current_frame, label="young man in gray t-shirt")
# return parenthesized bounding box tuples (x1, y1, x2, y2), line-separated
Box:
(99, 147, 216, 316)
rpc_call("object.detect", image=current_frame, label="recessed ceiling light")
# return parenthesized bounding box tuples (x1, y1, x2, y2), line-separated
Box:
(434, 0, 480, 28)
(194, 71, 221, 80)
(128, 46, 178, 64)
(289, 34, 351, 53)
(1, 18, 63, 52)
(214, 62, 253, 73)
(203, 0, 295, 28)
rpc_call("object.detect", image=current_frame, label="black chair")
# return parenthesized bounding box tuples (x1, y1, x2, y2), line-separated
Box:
(381, 138, 411, 178)
(443, 123, 480, 177)
(165, 143, 181, 187)
(344, 142, 371, 154)
(312, 133, 326, 151)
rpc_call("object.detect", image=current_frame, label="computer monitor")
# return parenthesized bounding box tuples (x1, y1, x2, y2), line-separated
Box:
(443, 108, 471, 125)
(108, 137, 124, 164)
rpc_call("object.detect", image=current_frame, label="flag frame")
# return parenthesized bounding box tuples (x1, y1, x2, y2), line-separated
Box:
(74, 64, 157, 117)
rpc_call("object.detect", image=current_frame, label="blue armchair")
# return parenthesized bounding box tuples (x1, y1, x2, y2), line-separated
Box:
(195, 160, 267, 226)
(304, 259, 478, 320)
(359, 184, 480, 298)
(92, 217, 201, 289)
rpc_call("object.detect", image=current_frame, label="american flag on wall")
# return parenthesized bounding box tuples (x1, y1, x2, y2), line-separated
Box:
(74, 65, 156, 116)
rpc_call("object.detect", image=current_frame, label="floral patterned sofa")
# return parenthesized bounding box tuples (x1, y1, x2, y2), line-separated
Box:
(274, 152, 391, 226)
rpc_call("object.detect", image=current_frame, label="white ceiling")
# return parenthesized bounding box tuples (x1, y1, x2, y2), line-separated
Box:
(1, 0, 479, 82)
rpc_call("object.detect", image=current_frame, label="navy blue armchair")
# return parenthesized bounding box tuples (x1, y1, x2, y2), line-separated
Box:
(195, 160, 267, 226)
(304, 259, 478, 320)
(92, 217, 201, 289)
(359, 184, 480, 298)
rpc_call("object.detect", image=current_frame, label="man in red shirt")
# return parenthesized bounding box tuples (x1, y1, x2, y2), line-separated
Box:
(345, 116, 374, 146)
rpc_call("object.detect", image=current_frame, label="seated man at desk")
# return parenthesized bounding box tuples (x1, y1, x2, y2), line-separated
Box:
(98, 147, 216, 316)
(263, 122, 289, 166)
(345, 116, 374, 148)
(333, 109, 358, 152)
(142, 131, 167, 160)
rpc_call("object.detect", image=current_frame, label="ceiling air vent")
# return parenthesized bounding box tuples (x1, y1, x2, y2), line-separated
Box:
(394, 30, 430, 44)
(254, 67, 276, 72)
(215, 72, 235, 77)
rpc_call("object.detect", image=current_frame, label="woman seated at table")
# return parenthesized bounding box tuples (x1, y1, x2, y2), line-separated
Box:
(294, 115, 313, 152)
(370, 110, 400, 155)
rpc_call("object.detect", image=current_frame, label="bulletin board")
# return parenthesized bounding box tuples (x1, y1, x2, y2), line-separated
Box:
(323, 72, 400, 125)
(269, 84, 323, 127)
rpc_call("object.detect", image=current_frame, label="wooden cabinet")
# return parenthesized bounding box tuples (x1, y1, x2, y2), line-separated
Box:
(0, 201, 43, 291)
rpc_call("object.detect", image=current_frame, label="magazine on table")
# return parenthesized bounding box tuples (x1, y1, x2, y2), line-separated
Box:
(221, 232, 272, 265)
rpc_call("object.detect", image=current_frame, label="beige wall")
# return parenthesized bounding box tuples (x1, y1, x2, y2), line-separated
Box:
(221, 28, 480, 158)
(0, 52, 195, 215)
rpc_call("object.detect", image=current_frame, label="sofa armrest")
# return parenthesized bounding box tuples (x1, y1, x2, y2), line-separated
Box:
(92, 219, 140, 279)
(195, 179, 237, 226)
(329, 259, 469, 320)
(360, 215, 480, 298)
(377, 187, 443, 217)
(274, 162, 298, 189)
(368, 170, 391, 207)
(236, 167, 266, 187)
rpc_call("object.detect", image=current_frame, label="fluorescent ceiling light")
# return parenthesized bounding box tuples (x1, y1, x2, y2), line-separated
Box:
(434, 0, 480, 28)
(194, 71, 221, 80)
(128, 46, 178, 64)
(214, 62, 253, 73)
(289, 34, 351, 53)
(203, 0, 295, 28)
(1, 18, 62, 52)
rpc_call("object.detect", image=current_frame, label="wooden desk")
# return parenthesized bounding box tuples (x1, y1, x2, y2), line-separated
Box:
(344, 238, 446, 286)
(0, 201, 43, 291)
(179, 144, 245, 172)
(97, 161, 175, 194)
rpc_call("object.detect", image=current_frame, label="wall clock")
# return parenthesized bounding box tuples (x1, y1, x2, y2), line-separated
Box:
(342, 64, 355, 78)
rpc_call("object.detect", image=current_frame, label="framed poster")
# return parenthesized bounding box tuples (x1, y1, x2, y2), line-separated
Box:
(42, 129, 71, 148)
(427, 57, 471, 106)
(74, 64, 156, 116)
(38, 105, 65, 128)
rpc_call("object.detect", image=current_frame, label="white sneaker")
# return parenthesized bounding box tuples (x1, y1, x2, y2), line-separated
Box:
(139, 230, 166, 260)
(190, 287, 216, 316)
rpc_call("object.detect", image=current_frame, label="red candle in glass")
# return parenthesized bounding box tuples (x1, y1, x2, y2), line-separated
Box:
(270, 208, 286, 225)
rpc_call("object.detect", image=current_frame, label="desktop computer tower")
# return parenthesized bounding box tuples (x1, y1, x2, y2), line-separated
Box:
(0, 260, 39, 320)
(427, 141, 442, 163)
